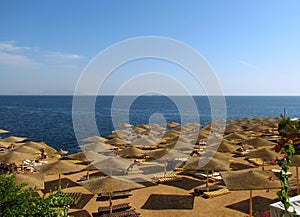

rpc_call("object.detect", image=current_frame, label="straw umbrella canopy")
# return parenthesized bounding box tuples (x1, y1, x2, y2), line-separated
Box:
(242, 137, 276, 148)
(0, 150, 37, 164)
(86, 156, 132, 175)
(34, 160, 86, 187)
(245, 148, 279, 170)
(221, 170, 281, 217)
(225, 124, 243, 134)
(167, 140, 194, 151)
(62, 150, 106, 163)
(2, 136, 27, 143)
(249, 125, 271, 133)
(81, 176, 144, 214)
(55, 149, 68, 156)
(205, 142, 237, 153)
(184, 156, 230, 191)
(0, 129, 9, 134)
(224, 133, 247, 141)
(0, 141, 23, 149)
(105, 138, 129, 146)
(23, 141, 57, 157)
(157, 149, 188, 175)
(162, 130, 180, 139)
(117, 123, 133, 129)
(13, 145, 41, 155)
(14, 173, 45, 190)
(145, 148, 171, 160)
(131, 137, 159, 147)
(82, 136, 108, 143)
(289, 154, 300, 194)
(167, 122, 180, 128)
(115, 145, 145, 159)
(79, 142, 115, 152)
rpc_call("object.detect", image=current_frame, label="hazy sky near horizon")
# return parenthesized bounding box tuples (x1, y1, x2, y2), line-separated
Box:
(0, 1, 299, 95)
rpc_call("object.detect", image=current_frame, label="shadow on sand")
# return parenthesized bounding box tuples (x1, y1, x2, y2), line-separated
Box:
(226, 196, 276, 214)
(142, 194, 194, 210)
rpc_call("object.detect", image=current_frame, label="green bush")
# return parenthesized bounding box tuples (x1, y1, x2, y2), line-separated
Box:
(0, 174, 72, 217)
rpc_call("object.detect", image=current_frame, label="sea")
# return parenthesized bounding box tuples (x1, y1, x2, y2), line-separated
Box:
(1, 95, 300, 154)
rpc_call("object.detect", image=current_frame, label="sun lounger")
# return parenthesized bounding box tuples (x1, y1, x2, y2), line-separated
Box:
(100, 209, 140, 217)
(98, 203, 131, 215)
(194, 185, 224, 196)
(98, 191, 132, 201)
(202, 188, 230, 198)
(154, 173, 181, 183)
(64, 192, 82, 206)
(247, 158, 267, 166)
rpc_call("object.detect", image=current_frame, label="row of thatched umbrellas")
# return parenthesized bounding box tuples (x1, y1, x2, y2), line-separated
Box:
(0, 118, 289, 216)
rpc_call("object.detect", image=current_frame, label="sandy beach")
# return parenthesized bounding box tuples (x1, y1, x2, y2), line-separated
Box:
(1, 117, 298, 217)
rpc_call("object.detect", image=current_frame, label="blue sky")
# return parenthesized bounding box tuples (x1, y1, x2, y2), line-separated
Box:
(0, 0, 299, 95)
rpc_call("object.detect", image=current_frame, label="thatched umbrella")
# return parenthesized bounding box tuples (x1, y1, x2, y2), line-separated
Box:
(82, 136, 107, 143)
(23, 141, 57, 157)
(0, 141, 23, 149)
(0, 150, 37, 164)
(184, 156, 230, 191)
(34, 160, 86, 187)
(131, 137, 159, 147)
(205, 142, 237, 153)
(167, 140, 194, 151)
(290, 154, 300, 194)
(79, 142, 115, 152)
(14, 173, 45, 190)
(145, 148, 171, 160)
(115, 145, 145, 159)
(13, 144, 40, 153)
(249, 125, 271, 133)
(221, 170, 281, 217)
(86, 156, 132, 175)
(224, 133, 247, 141)
(2, 136, 27, 143)
(55, 149, 68, 156)
(81, 176, 144, 214)
(242, 137, 276, 148)
(117, 123, 133, 129)
(167, 122, 180, 128)
(0, 129, 9, 134)
(157, 149, 188, 175)
(245, 148, 279, 170)
(62, 150, 105, 163)
(105, 138, 129, 146)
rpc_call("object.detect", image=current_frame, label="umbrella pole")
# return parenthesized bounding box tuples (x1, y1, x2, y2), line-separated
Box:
(206, 170, 209, 192)
(250, 190, 253, 217)
(109, 192, 113, 214)
(58, 173, 61, 189)
(262, 161, 264, 171)
(87, 169, 90, 180)
(297, 166, 299, 195)
(164, 161, 167, 176)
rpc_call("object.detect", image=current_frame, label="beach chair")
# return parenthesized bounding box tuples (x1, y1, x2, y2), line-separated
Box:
(202, 188, 230, 198)
(98, 191, 132, 201)
(64, 192, 82, 206)
(98, 203, 131, 215)
(157, 173, 181, 183)
(100, 209, 140, 217)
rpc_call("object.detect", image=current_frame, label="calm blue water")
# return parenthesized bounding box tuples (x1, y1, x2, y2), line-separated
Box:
(0, 96, 300, 153)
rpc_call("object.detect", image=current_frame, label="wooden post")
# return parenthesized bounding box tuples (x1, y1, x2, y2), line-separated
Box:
(87, 169, 90, 180)
(297, 166, 299, 195)
(250, 190, 253, 217)
(109, 192, 113, 214)
(58, 173, 61, 189)
(206, 170, 209, 192)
